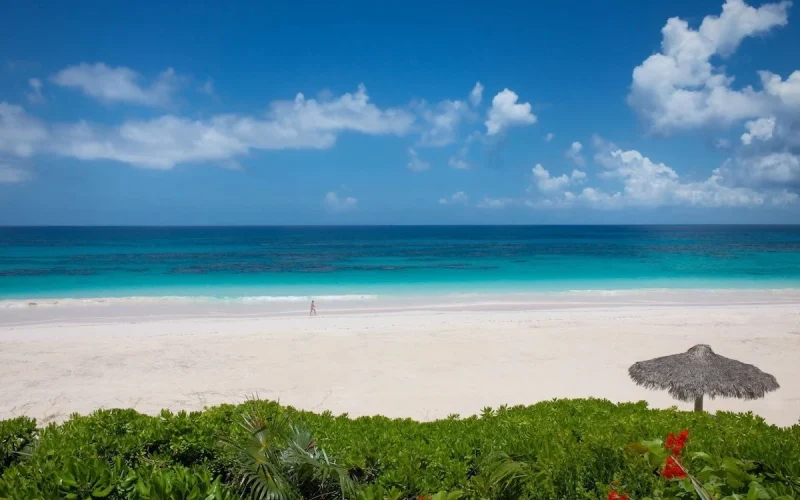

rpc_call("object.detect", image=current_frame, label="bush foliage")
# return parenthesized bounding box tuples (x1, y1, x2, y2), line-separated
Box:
(1, 398, 798, 499)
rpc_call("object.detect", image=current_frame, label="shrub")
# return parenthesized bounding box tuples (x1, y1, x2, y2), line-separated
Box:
(0, 398, 798, 499)
(0, 416, 36, 474)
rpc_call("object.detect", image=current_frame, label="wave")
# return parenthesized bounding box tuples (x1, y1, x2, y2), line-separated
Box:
(558, 287, 800, 296)
(0, 294, 379, 309)
(4, 286, 800, 310)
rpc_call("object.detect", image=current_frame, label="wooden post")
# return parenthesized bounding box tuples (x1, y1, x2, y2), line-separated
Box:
(694, 396, 704, 412)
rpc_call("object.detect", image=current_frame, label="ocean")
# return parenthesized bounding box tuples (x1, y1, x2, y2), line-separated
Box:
(1, 226, 799, 301)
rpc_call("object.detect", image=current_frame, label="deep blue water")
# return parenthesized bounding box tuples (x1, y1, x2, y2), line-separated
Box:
(1, 226, 799, 299)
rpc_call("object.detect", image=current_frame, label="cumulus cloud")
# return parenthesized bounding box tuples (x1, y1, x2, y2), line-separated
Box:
(0, 85, 415, 169)
(628, 0, 791, 131)
(564, 141, 585, 166)
(571, 169, 587, 182)
(407, 148, 431, 172)
(419, 99, 469, 147)
(523, 137, 796, 209)
(574, 187, 624, 209)
(741, 116, 776, 144)
(578, 138, 796, 208)
(725, 152, 800, 185)
(439, 191, 469, 205)
(0, 162, 30, 183)
(760, 70, 800, 107)
(469, 82, 484, 107)
(0, 103, 48, 157)
(485, 89, 536, 135)
(49, 117, 253, 169)
(52, 63, 180, 107)
(26, 78, 44, 104)
(530, 163, 587, 194)
(323, 191, 358, 211)
(621, 0, 800, 207)
(531, 164, 570, 192)
(418, 83, 483, 147)
(544, 132, 555, 142)
(276, 84, 414, 136)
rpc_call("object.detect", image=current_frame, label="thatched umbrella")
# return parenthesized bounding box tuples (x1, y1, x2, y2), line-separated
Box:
(628, 344, 779, 412)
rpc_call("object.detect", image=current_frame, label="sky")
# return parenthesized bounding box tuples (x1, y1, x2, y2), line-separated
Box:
(1, 0, 800, 225)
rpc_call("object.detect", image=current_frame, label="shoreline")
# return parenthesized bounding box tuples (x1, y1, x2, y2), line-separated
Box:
(2, 291, 799, 427)
(3, 288, 800, 326)
(3, 278, 800, 304)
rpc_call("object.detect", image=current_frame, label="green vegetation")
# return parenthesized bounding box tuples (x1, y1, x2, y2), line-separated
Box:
(1, 399, 799, 499)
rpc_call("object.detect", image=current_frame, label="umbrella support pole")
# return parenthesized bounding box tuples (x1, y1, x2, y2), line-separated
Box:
(694, 396, 703, 412)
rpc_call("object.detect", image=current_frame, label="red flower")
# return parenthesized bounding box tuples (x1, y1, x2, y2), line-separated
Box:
(661, 456, 687, 479)
(665, 429, 689, 455)
(607, 492, 629, 500)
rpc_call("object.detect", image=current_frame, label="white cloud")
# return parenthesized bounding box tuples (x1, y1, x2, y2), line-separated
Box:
(760, 70, 800, 107)
(576, 187, 624, 209)
(0, 162, 30, 183)
(448, 157, 470, 169)
(419, 99, 468, 147)
(544, 132, 555, 142)
(628, 0, 791, 131)
(625, 1, 800, 201)
(530, 163, 587, 194)
(564, 141, 585, 166)
(485, 89, 536, 135)
(407, 147, 430, 172)
(419, 83, 483, 147)
(0, 103, 48, 157)
(469, 82, 484, 107)
(523, 137, 797, 209)
(1, 85, 416, 169)
(26, 78, 44, 104)
(52, 63, 180, 107)
(531, 163, 570, 192)
(275, 84, 414, 136)
(477, 196, 515, 209)
(741, 116, 776, 144)
(439, 191, 469, 205)
(50, 117, 252, 169)
(728, 152, 800, 185)
(323, 191, 358, 211)
(580, 140, 796, 208)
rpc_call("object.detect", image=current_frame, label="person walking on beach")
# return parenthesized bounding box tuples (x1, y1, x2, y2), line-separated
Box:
(309, 300, 317, 316)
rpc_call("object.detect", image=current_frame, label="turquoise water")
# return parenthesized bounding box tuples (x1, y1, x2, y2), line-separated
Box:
(1, 226, 799, 299)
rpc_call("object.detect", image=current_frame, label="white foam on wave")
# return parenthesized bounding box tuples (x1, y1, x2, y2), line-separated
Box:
(0, 294, 380, 309)
(3, 287, 798, 310)
(236, 294, 378, 302)
(558, 287, 800, 296)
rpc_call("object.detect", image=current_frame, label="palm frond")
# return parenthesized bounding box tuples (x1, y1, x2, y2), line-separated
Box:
(222, 411, 356, 500)
(474, 450, 540, 498)
(283, 425, 358, 499)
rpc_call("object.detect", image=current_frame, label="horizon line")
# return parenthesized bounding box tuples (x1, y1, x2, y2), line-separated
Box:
(2, 223, 800, 229)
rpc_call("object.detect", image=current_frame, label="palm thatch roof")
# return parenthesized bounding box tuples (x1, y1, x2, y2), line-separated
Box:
(628, 344, 779, 402)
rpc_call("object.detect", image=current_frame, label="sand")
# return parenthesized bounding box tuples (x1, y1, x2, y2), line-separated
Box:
(1, 289, 799, 426)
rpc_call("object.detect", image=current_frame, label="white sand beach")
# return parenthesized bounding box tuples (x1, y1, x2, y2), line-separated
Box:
(1, 289, 799, 426)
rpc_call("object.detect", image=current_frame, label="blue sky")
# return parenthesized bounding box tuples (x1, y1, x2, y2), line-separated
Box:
(1, 0, 799, 225)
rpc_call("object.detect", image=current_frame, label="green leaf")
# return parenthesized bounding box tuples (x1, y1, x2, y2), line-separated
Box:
(91, 484, 115, 497)
(747, 481, 771, 500)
